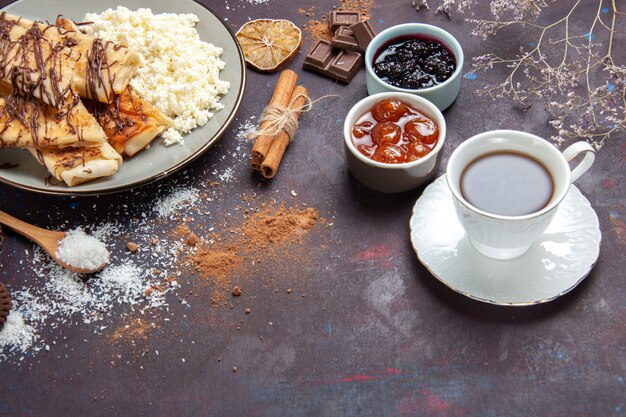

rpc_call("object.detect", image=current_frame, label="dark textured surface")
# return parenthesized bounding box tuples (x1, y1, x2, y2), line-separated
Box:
(0, 1, 625, 416)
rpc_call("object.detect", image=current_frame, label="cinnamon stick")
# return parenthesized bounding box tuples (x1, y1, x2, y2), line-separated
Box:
(261, 86, 308, 179)
(250, 69, 298, 170)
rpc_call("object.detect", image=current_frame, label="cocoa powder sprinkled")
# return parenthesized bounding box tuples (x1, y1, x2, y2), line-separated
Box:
(185, 233, 200, 247)
(242, 206, 319, 250)
(300, 0, 375, 43)
(183, 205, 322, 307)
(111, 318, 158, 343)
(302, 16, 334, 43)
(191, 244, 241, 282)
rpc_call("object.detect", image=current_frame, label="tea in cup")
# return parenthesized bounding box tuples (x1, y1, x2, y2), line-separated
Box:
(446, 130, 595, 260)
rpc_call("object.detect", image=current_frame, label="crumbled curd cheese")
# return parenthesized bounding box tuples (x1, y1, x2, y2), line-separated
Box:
(83, 7, 230, 145)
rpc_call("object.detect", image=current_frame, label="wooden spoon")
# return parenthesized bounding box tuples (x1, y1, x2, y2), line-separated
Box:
(0, 210, 108, 274)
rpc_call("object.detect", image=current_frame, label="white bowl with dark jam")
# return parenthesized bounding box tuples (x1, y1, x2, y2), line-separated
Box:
(343, 92, 446, 193)
(365, 23, 463, 111)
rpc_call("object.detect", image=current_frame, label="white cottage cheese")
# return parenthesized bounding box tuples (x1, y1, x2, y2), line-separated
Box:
(83, 7, 231, 145)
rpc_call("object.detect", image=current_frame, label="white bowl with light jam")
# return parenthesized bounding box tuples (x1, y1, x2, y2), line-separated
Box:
(343, 92, 446, 193)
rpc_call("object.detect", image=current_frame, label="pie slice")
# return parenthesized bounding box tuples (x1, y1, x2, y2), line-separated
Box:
(28, 141, 122, 187)
(0, 94, 107, 149)
(87, 87, 173, 157)
(0, 13, 77, 108)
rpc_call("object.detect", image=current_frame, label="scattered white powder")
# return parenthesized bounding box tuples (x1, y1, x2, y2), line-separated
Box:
(219, 167, 235, 182)
(56, 228, 110, 271)
(96, 262, 145, 305)
(42, 257, 148, 315)
(0, 312, 37, 358)
(224, 1, 272, 11)
(0, 231, 181, 361)
(47, 268, 94, 315)
(154, 187, 200, 219)
(235, 116, 257, 141)
(83, 7, 230, 146)
(0, 179, 234, 363)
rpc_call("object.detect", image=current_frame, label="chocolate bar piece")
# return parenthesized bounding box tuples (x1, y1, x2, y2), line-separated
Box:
(328, 50, 363, 82)
(350, 20, 376, 51)
(303, 39, 363, 83)
(304, 39, 335, 68)
(330, 26, 360, 51)
(328, 11, 361, 33)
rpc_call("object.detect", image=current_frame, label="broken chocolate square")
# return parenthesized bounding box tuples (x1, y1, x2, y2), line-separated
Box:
(328, 11, 361, 33)
(330, 26, 360, 51)
(350, 20, 376, 51)
(303, 39, 363, 83)
(306, 39, 335, 68)
(328, 50, 363, 82)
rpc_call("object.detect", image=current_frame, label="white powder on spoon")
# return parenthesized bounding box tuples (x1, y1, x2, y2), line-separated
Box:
(55, 228, 110, 271)
(0, 182, 205, 362)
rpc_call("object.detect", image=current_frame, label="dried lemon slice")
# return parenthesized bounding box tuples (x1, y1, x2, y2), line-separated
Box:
(236, 19, 302, 73)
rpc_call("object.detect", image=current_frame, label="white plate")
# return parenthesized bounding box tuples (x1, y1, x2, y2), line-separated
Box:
(410, 175, 601, 306)
(0, 0, 245, 195)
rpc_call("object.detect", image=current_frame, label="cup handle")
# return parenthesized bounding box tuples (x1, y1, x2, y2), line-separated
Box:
(562, 141, 595, 183)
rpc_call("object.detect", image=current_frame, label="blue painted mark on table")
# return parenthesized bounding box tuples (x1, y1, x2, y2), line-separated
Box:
(583, 32, 596, 41)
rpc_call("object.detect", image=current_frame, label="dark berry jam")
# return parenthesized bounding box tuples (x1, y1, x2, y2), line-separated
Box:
(373, 36, 456, 90)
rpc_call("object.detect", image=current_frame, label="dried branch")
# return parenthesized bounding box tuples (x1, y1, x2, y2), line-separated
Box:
(415, 0, 625, 149)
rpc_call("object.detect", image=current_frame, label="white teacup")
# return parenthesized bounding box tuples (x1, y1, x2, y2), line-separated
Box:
(446, 130, 595, 260)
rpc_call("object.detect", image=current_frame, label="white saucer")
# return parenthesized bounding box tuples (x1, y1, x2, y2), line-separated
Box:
(409, 175, 601, 306)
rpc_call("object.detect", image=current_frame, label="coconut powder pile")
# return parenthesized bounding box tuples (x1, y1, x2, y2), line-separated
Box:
(56, 228, 110, 271)
(0, 183, 200, 362)
(0, 311, 36, 358)
(0, 140, 251, 363)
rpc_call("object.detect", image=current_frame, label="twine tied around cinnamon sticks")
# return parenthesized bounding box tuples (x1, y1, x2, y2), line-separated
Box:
(249, 92, 312, 141)
(249, 70, 319, 178)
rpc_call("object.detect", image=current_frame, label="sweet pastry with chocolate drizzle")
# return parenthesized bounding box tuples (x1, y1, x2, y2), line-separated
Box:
(1, 13, 141, 104)
(27, 140, 122, 186)
(0, 13, 77, 109)
(0, 11, 178, 187)
(25, 86, 172, 186)
(0, 93, 107, 149)
(87, 87, 173, 157)
(53, 16, 142, 104)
